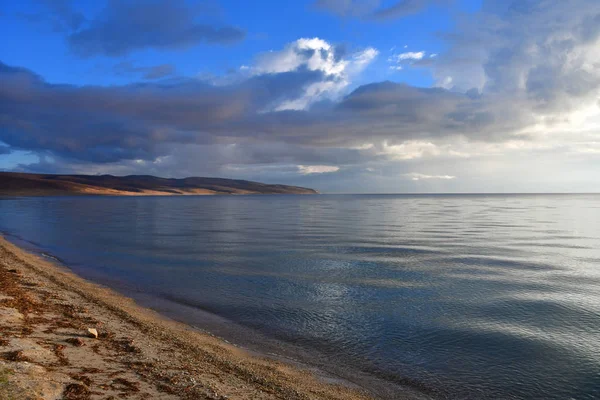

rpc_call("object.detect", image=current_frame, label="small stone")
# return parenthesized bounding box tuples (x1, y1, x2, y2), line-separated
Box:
(66, 338, 86, 347)
(87, 328, 98, 339)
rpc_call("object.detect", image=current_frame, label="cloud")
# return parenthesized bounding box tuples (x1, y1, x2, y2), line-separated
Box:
(113, 62, 176, 80)
(313, 0, 380, 18)
(0, 58, 339, 163)
(396, 51, 425, 61)
(434, 0, 600, 101)
(298, 165, 340, 174)
(18, 0, 86, 32)
(142, 65, 176, 80)
(0, 37, 380, 165)
(0, 145, 11, 155)
(371, 0, 449, 20)
(251, 38, 378, 110)
(377, 141, 442, 160)
(402, 173, 456, 181)
(3, 1, 600, 191)
(314, 0, 448, 20)
(388, 50, 435, 70)
(0, 56, 542, 170)
(65, 0, 244, 57)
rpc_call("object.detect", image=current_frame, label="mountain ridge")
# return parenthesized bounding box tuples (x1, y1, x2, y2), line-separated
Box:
(0, 172, 319, 196)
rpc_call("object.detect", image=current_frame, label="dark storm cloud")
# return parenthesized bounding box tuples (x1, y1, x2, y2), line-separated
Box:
(0, 55, 522, 169)
(0, 61, 334, 163)
(113, 62, 176, 80)
(239, 81, 520, 148)
(67, 0, 245, 57)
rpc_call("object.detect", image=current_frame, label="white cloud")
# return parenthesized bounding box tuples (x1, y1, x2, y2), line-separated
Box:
(388, 51, 429, 70)
(297, 165, 340, 174)
(254, 38, 342, 75)
(439, 76, 453, 89)
(250, 38, 378, 111)
(377, 141, 441, 160)
(397, 51, 425, 61)
(403, 173, 456, 181)
(352, 47, 379, 68)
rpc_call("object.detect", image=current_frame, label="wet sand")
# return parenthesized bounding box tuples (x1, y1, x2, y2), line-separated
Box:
(0, 235, 373, 399)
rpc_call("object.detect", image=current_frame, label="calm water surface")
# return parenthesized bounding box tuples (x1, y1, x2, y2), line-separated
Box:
(1, 194, 599, 399)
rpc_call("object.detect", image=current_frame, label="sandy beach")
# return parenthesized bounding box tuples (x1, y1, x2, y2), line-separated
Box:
(0, 235, 373, 400)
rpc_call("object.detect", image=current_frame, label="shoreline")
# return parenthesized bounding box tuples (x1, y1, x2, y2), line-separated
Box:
(1, 231, 433, 400)
(0, 235, 375, 399)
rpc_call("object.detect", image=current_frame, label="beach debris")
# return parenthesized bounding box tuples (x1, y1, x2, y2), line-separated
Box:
(53, 344, 68, 366)
(87, 328, 98, 339)
(8, 269, 19, 274)
(63, 383, 91, 400)
(2, 350, 31, 362)
(70, 373, 93, 387)
(111, 377, 140, 393)
(113, 338, 140, 353)
(66, 338, 86, 347)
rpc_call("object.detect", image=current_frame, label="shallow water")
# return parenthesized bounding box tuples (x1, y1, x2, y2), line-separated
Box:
(1, 194, 599, 399)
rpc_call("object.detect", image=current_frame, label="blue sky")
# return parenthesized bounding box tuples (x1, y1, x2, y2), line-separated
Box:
(1, 0, 479, 86)
(1, 0, 600, 193)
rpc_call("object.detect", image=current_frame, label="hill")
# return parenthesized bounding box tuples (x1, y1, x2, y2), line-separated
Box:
(0, 172, 318, 196)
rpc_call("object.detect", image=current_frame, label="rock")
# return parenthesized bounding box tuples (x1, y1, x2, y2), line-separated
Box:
(65, 338, 85, 347)
(87, 328, 98, 339)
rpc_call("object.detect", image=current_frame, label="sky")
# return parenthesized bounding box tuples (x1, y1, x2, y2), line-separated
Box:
(1, 0, 600, 193)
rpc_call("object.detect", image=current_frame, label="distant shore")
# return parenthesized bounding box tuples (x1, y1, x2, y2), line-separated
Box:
(0, 172, 319, 196)
(0, 236, 370, 400)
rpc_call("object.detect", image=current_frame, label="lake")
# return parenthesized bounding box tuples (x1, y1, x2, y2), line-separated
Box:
(1, 194, 599, 399)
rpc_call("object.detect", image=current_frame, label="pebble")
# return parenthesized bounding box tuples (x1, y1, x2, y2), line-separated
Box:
(87, 328, 98, 339)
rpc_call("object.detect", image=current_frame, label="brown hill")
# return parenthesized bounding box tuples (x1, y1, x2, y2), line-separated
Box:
(0, 172, 318, 196)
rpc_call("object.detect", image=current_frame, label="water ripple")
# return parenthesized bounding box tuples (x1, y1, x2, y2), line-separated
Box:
(1, 194, 599, 399)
